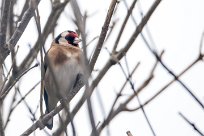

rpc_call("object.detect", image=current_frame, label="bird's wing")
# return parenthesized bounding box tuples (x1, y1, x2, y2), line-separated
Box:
(72, 73, 83, 89)
(43, 50, 49, 112)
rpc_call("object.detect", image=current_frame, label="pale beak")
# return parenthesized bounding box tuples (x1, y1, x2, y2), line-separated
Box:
(73, 37, 82, 44)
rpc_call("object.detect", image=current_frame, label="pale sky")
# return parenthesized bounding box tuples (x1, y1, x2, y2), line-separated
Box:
(3, 0, 204, 136)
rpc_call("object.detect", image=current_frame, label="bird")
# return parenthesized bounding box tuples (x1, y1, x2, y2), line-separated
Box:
(43, 30, 84, 129)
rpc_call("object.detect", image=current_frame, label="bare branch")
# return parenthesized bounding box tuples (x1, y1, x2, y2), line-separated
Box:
(117, 0, 161, 60)
(0, 46, 19, 93)
(8, 0, 40, 49)
(97, 53, 159, 133)
(199, 31, 204, 55)
(179, 112, 204, 136)
(2, 0, 70, 98)
(0, 0, 11, 64)
(3, 86, 18, 130)
(53, 2, 162, 133)
(21, 75, 84, 135)
(112, 0, 138, 52)
(0, 0, 11, 44)
(129, 0, 204, 110)
(129, 55, 202, 112)
(86, 36, 99, 47)
(0, 63, 39, 100)
(0, 104, 4, 136)
(4, 81, 40, 129)
(0, 0, 41, 64)
(90, 0, 118, 71)
(126, 131, 133, 136)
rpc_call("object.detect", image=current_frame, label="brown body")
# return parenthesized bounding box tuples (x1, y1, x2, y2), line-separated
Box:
(44, 42, 84, 129)
(43, 30, 83, 129)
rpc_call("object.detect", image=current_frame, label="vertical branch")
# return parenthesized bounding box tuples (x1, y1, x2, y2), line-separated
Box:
(1, 0, 70, 99)
(0, 0, 40, 64)
(0, 65, 4, 136)
(0, 0, 11, 45)
(0, 105, 4, 136)
(70, 1, 99, 135)
(70, 0, 90, 80)
(9, 0, 17, 77)
(8, 0, 40, 50)
(19, 0, 69, 72)
(32, 0, 44, 117)
(40, 49, 44, 116)
(0, 0, 11, 64)
(0, 66, 3, 95)
(112, 0, 138, 52)
(89, 0, 118, 71)
(87, 90, 99, 136)
(118, 58, 157, 136)
(70, 0, 87, 54)
(117, 0, 161, 60)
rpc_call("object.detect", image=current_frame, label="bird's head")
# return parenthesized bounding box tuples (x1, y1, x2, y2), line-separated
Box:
(54, 30, 81, 47)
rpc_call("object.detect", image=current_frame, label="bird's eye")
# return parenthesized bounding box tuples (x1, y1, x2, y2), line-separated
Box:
(65, 35, 73, 41)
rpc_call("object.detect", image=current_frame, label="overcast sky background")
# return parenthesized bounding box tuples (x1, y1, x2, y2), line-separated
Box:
(3, 0, 204, 136)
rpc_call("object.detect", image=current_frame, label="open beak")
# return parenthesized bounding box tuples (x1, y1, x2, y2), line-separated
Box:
(73, 37, 82, 44)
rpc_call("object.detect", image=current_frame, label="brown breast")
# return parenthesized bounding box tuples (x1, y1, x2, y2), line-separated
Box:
(47, 43, 82, 66)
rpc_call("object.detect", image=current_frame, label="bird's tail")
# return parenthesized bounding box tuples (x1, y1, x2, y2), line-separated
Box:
(45, 117, 53, 130)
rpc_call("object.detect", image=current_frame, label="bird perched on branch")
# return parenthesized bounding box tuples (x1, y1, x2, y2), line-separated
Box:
(43, 30, 84, 129)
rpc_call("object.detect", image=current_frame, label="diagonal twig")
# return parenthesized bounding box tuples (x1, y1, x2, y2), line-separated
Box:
(89, 0, 118, 71)
(179, 112, 204, 136)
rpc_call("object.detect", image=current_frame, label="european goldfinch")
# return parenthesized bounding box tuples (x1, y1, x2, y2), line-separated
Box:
(43, 30, 84, 129)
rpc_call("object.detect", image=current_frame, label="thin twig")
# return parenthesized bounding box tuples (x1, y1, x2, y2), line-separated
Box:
(154, 52, 204, 109)
(0, 0, 12, 64)
(90, 0, 118, 71)
(108, 62, 140, 124)
(21, 75, 84, 136)
(86, 36, 99, 47)
(199, 31, 204, 55)
(104, 19, 117, 43)
(33, 1, 44, 117)
(126, 131, 133, 136)
(17, 88, 37, 121)
(127, 0, 204, 110)
(179, 112, 204, 136)
(2, 0, 70, 107)
(118, 55, 158, 136)
(112, 0, 138, 52)
(0, 46, 19, 93)
(3, 86, 18, 130)
(137, 0, 158, 53)
(128, 55, 202, 112)
(4, 81, 40, 129)
(0, 63, 39, 100)
(54, 1, 162, 134)
(97, 56, 159, 133)
(88, 91, 99, 136)
(0, 103, 4, 136)
(0, 0, 41, 64)
(117, 0, 161, 60)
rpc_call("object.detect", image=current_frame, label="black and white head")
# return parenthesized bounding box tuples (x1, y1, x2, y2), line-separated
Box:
(55, 30, 81, 46)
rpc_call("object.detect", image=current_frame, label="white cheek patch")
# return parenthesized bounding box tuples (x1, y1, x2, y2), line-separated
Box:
(58, 37, 68, 45)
